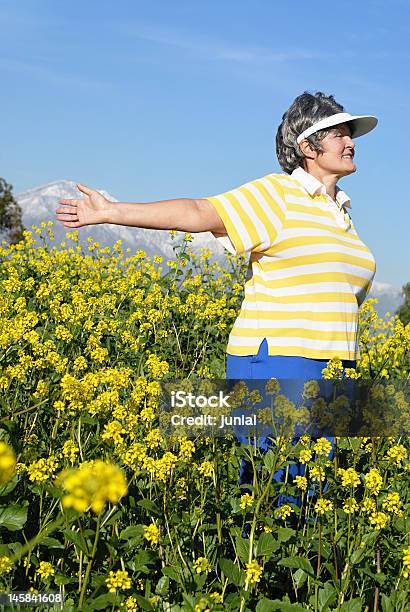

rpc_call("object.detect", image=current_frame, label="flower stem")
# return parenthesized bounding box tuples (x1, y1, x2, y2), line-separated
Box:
(79, 514, 101, 608)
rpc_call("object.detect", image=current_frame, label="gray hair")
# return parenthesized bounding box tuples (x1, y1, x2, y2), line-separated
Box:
(276, 91, 345, 174)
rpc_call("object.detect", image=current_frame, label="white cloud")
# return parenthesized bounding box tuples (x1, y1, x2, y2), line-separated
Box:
(121, 22, 326, 65)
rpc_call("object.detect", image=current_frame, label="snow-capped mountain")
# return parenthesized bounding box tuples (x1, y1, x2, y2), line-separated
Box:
(15, 180, 225, 261)
(11, 180, 407, 318)
(367, 281, 405, 318)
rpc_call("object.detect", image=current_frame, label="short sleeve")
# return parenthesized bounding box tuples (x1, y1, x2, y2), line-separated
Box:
(205, 174, 287, 256)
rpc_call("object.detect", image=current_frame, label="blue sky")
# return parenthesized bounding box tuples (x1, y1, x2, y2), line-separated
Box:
(0, 0, 408, 287)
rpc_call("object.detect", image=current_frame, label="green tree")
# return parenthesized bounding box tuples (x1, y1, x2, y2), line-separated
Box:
(0, 177, 25, 244)
(396, 282, 410, 326)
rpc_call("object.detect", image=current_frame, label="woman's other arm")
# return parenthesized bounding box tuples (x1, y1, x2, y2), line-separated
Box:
(55, 183, 226, 234)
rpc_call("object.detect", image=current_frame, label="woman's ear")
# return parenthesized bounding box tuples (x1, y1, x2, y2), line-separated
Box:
(298, 139, 316, 161)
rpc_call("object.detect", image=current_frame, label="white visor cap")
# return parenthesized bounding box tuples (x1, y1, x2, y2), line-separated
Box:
(296, 112, 378, 144)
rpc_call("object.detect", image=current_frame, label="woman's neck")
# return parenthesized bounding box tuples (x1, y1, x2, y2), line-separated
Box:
(304, 166, 339, 200)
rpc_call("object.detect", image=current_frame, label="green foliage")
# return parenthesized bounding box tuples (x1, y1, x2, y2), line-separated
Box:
(0, 177, 25, 245)
(396, 282, 410, 326)
(0, 227, 409, 609)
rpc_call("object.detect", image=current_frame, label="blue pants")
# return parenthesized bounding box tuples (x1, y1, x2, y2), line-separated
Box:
(226, 338, 356, 508)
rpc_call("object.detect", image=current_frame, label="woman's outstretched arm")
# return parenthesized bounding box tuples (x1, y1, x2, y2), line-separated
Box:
(55, 183, 226, 234)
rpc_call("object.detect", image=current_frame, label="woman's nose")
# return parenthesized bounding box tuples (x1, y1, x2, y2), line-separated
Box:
(345, 135, 355, 148)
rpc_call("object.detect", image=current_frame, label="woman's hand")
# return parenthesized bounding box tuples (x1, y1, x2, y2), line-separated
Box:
(55, 183, 112, 228)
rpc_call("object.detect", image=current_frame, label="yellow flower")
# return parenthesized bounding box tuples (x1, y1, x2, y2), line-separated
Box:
(275, 504, 294, 520)
(27, 456, 59, 483)
(239, 493, 254, 509)
(313, 437, 333, 457)
(176, 477, 187, 500)
(402, 546, 410, 579)
(343, 498, 359, 514)
(210, 591, 223, 604)
(144, 428, 164, 450)
(145, 354, 169, 379)
(314, 499, 333, 516)
(143, 523, 160, 545)
(245, 560, 263, 585)
(197, 460, 214, 477)
(0, 441, 16, 485)
(386, 445, 408, 465)
(178, 437, 195, 461)
(60, 440, 79, 463)
(321, 358, 343, 380)
(310, 466, 325, 483)
(0, 556, 13, 576)
(294, 475, 307, 491)
(124, 596, 138, 611)
(303, 380, 320, 399)
(193, 557, 212, 574)
(36, 561, 55, 580)
(369, 511, 390, 530)
(361, 497, 376, 514)
(382, 492, 403, 516)
(105, 569, 132, 593)
(364, 468, 383, 496)
(102, 421, 128, 445)
(56, 460, 128, 514)
(299, 449, 313, 464)
(338, 467, 361, 489)
(194, 602, 211, 612)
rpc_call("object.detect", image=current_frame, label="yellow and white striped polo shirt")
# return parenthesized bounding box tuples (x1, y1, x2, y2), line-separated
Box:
(206, 166, 376, 360)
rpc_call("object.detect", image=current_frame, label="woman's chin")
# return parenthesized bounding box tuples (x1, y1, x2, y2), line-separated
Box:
(339, 162, 357, 175)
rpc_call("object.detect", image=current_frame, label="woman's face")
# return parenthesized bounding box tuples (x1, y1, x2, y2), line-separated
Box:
(315, 123, 356, 176)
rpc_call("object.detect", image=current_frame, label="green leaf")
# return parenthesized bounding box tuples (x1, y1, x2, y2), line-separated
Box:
(255, 598, 279, 612)
(162, 566, 180, 583)
(318, 582, 337, 610)
(181, 593, 196, 611)
(79, 414, 99, 426)
(350, 547, 366, 565)
(137, 499, 161, 516)
(277, 527, 295, 543)
(224, 592, 241, 609)
(263, 450, 276, 471)
(255, 600, 306, 612)
(256, 533, 279, 558)
(61, 597, 75, 612)
(0, 503, 28, 531)
(128, 550, 157, 572)
(120, 525, 144, 540)
(155, 575, 169, 596)
(101, 509, 122, 527)
(84, 592, 119, 610)
(39, 536, 65, 549)
(55, 574, 71, 586)
(278, 556, 315, 577)
(133, 594, 154, 611)
(359, 568, 386, 585)
(279, 604, 307, 612)
(0, 474, 19, 497)
(63, 528, 89, 555)
(219, 558, 242, 587)
(235, 536, 250, 563)
(340, 599, 362, 612)
(293, 568, 307, 589)
(381, 594, 394, 612)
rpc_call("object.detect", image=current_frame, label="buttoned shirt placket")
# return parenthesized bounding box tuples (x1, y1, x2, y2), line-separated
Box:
(290, 167, 352, 230)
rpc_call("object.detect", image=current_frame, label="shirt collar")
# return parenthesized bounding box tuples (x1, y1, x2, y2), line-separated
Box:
(290, 167, 352, 209)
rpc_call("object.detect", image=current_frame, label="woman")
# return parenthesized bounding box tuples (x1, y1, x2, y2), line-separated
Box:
(55, 90, 377, 509)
